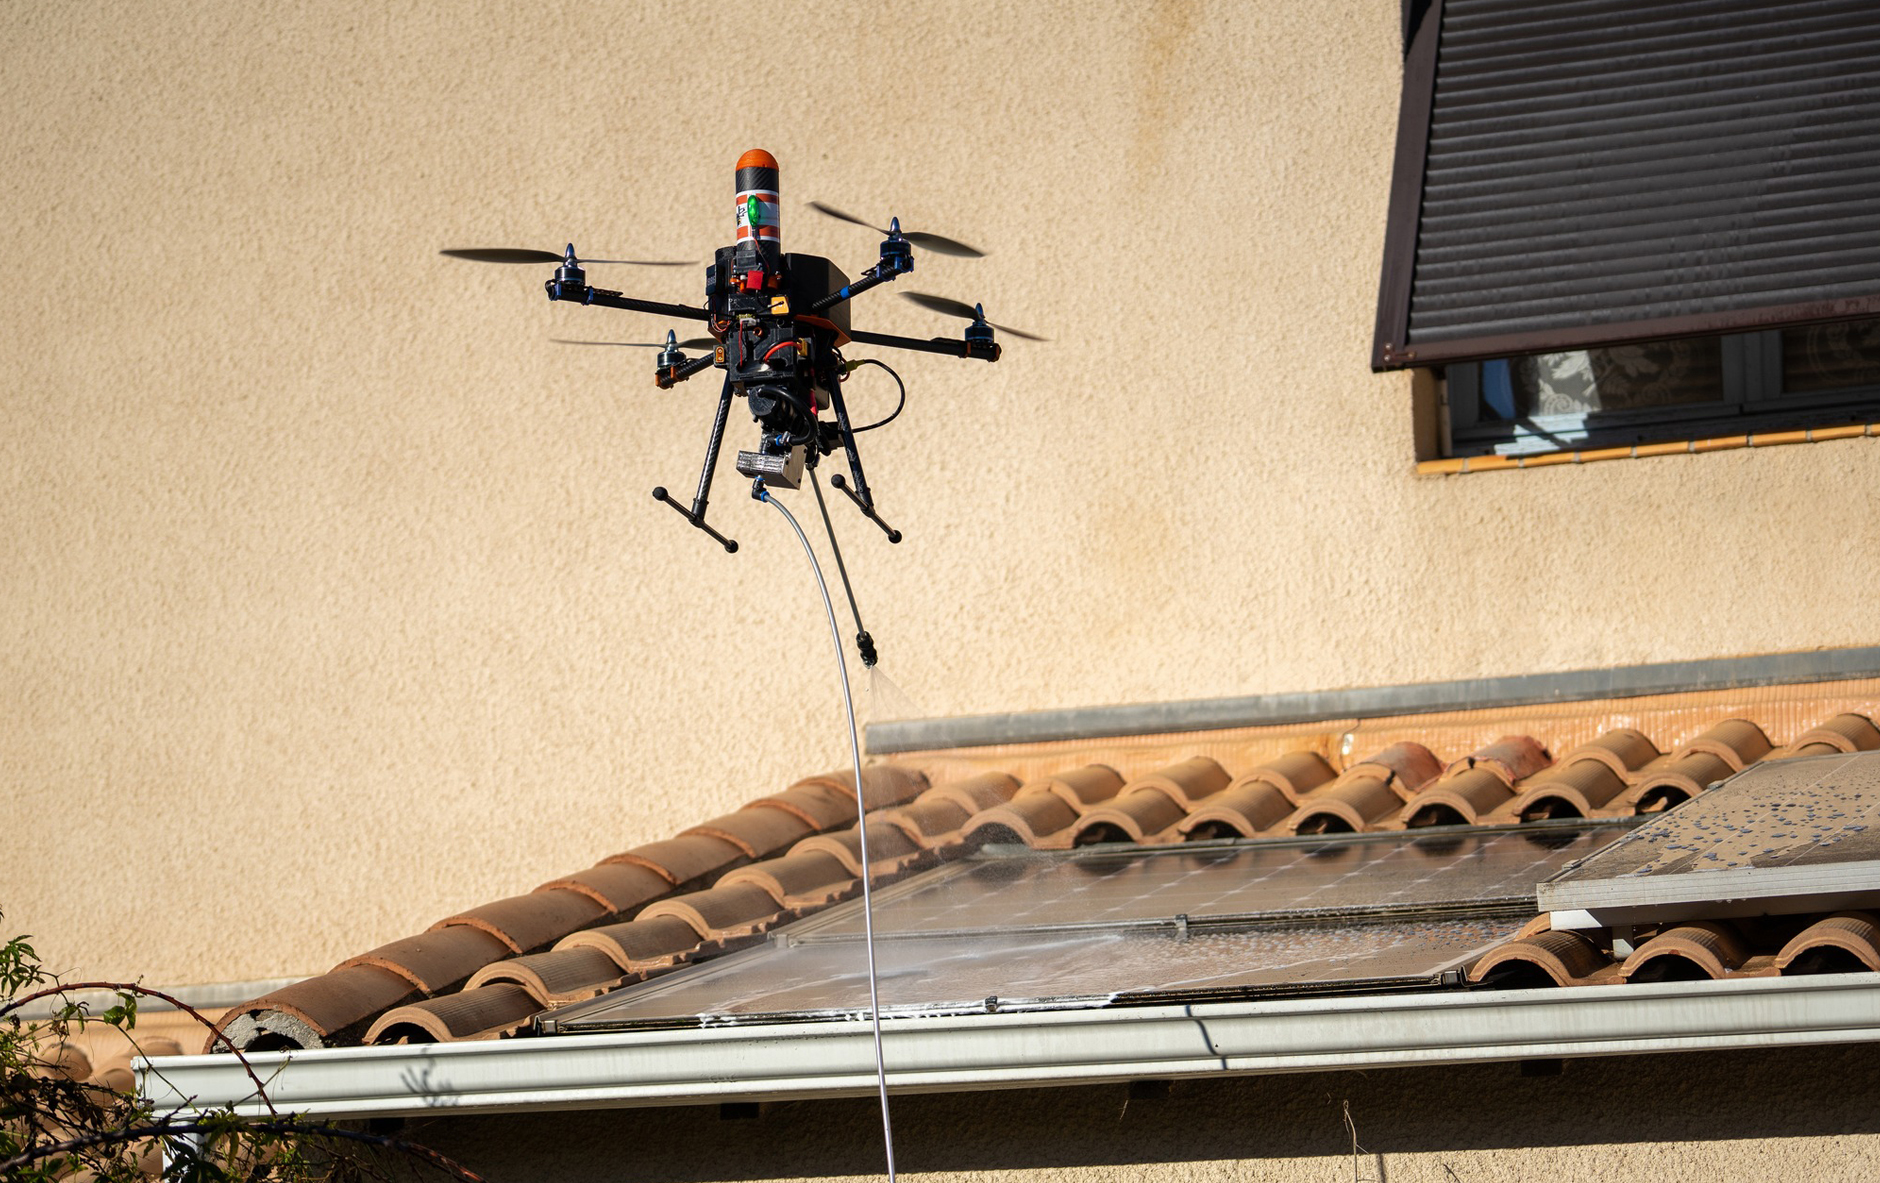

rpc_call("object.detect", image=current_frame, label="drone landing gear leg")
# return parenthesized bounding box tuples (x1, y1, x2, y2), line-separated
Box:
(809, 466, 879, 668)
(652, 375, 739, 553)
(825, 382, 902, 544)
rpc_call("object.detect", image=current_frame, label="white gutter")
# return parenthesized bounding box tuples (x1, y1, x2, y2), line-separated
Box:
(140, 974, 1880, 1120)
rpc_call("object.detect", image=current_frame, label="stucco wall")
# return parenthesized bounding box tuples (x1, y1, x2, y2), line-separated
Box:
(4, 1, 1878, 985)
(404, 1044, 1880, 1181)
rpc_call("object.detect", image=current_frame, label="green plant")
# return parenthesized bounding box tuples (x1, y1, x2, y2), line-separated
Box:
(0, 919, 477, 1182)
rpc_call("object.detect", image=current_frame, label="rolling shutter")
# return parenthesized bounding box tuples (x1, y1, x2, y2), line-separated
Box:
(1374, 0, 1880, 371)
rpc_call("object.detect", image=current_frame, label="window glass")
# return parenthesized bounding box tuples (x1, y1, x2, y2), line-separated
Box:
(1782, 319, 1880, 394)
(1480, 341, 1723, 421)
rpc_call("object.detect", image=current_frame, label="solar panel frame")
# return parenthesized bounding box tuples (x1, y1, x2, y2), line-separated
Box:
(546, 820, 1636, 1034)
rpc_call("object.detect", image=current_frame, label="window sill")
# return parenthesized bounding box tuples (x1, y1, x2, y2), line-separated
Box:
(1418, 422, 1874, 475)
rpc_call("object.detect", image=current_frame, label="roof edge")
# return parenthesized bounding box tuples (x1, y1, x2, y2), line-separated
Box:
(141, 974, 1880, 1119)
(866, 647, 1880, 754)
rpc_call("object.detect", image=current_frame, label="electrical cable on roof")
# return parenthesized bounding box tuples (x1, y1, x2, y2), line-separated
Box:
(756, 483, 898, 1183)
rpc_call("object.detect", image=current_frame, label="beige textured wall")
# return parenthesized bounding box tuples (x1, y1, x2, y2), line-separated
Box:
(3, 1, 1877, 986)
(410, 1044, 1880, 1181)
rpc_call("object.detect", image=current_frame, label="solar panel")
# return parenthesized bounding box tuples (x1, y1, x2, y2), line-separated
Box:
(1540, 751, 1880, 927)
(548, 821, 1633, 1034)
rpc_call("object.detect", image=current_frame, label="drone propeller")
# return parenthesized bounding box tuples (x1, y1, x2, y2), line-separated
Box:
(551, 336, 717, 349)
(440, 247, 695, 267)
(805, 203, 984, 259)
(901, 291, 1047, 341)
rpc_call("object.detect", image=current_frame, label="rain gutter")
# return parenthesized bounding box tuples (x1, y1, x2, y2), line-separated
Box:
(141, 974, 1880, 1119)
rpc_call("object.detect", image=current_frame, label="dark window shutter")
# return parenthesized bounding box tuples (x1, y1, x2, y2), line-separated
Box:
(1373, 0, 1880, 371)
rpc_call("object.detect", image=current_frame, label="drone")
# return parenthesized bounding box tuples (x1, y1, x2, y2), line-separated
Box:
(442, 150, 1036, 575)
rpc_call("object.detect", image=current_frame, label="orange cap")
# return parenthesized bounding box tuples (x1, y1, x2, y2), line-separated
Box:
(737, 149, 779, 171)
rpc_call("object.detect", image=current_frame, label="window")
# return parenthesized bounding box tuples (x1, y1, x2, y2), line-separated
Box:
(1442, 318, 1880, 457)
(1375, 0, 1880, 444)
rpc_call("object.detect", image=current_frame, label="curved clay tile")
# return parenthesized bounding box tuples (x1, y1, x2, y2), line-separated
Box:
(917, 771, 1022, 816)
(211, 963, 419, 1052)
(1121, 757, 1232, 810)
(1342, 742, 1444, 795)
(30, 1041, 90, 1082)
(639, 882, 788, 941)
(1404, 767, 1515, 828)
(1287, 773, 1402, 834)
(136, 1037, 185, 1058)
(1783, 713, 1880, 758)
(721, 849, 858, 908)
(365, 983, 542, 1045)
(1621, 922, 1750, 982)
(1467, 929, 1609, 988)
(430, 888, 609, 956)
(684, 807, 816, 859)
(877, 797, 975, 849)
(1629, 750, 1736, 814)
(464, 946, 628, 1004)
(1775, 912, 1880, 975)
(601, 833, 748, 888)
(535, 861, 673, 916)
(962, 793, 1081, 847)
(1552, 729, 1661, 780)
(1442, 736, 1551, 783)
(1508, 759, 1631, 821)
(1017, 764, 1126, 813)
(788, 764, 929, 812)
(338, 925, 513, 994)
(89, 1056, 136, 1095)
(1230, 751, 1337, 803)
(793, 820, 926, 877)
(1676, 719, 1773, 770)
(554, 914, 705, 973)
(746, 784, 860, 831)
(1070, 789, 1189, 846)
(1177, 782, 1296, 840)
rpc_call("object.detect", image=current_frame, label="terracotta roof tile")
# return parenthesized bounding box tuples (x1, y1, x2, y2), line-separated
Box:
(1441, 735, 1551, 784)
(747, 784, 860, 830)
(601, 834, 748, 888)
(1775, 911, 1880, 974)
(89, 1057, 135, 1095)
(1068, 789, 1189, 846)
(1116, 756, 1232, 810)
(1552, 728, 1662, 780)
(788, 764, 929, 811)
(1287, 772, 1403, 834)
(877, 797, 976, 848)
(917, 771, 1023, 815)
(638, 882, 790, 941)
(535, 861, 674, 915)
(1620, 922, 1751, 982)
(554, 914, 706, 972)
(211, 963, 418, 1051)
(792, 820, 928, 877)
(365, 983, 542, 1044)
(1782, 712, 1880, 757)
(683, 807, 817, 859)
(1403, 767, 1516, 828)
(338, 925, 514, 994)
(463, 947, 628, 1004)
(1676, 718, 1774, 769)
(31, 1042, 90, 1082)
(1175, 781, 1296, 839)
(1467, 929, 1613, 988)
(430, 888, 609, 955)
(961, 792, 1081, 846)
(1231, 750, 1338, 804)
(1344, 741, 1444, 794)
(1020, 764, 1126, 813)
(719, 850, 859, 908)
(1505, 757, 1632, 821)
(1629, 750, 1738, 814)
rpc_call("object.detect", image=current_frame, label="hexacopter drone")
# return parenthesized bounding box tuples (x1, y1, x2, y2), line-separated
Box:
(443, 149, 1036, 564)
